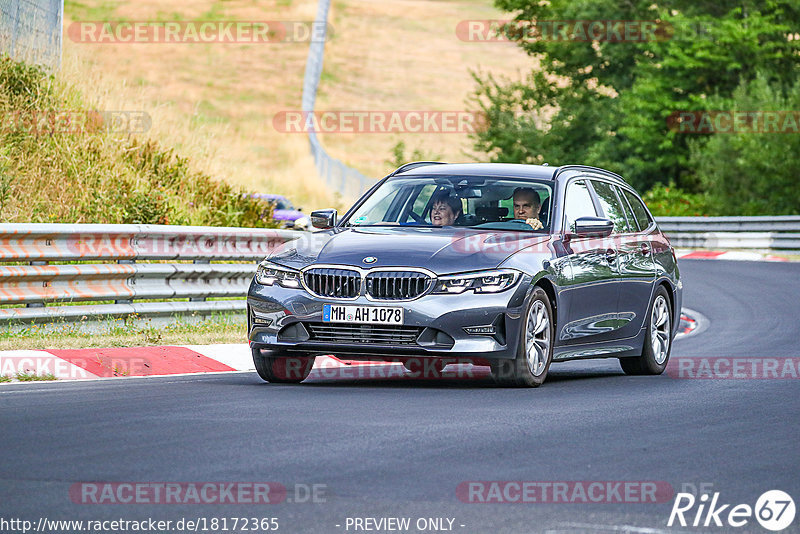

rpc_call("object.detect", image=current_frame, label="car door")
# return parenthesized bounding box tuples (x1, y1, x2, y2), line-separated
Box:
(618, 186, 660, 334)
(590, 180, 656, 339)
(557, 179, 621, 346)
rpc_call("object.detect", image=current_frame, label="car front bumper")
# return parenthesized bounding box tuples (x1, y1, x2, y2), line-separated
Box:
(247, 275, 532, 361)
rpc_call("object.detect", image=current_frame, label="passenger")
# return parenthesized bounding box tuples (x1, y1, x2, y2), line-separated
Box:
(430, 192, 462, 226)
(513, 187, 543, 230)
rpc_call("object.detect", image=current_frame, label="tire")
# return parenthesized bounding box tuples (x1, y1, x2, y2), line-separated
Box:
(619, 285, 673, 375)
(252, 347, 315, 383)
(491, 287, 554, 387)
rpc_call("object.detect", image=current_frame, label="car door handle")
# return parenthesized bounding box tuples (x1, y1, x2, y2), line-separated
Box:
(605, 249, 617, 261)
(640, 243, 651, 256)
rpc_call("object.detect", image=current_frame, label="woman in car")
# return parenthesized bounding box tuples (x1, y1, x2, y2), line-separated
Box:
(429, 192, 463, 226)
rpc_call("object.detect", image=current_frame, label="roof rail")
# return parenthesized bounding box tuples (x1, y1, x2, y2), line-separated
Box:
(389, 161, 446, 176)
(553, 165, 626, 182)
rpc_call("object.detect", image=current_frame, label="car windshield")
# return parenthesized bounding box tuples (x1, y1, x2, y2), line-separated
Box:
(342, 176, 553, 231)
(271, 198, 291, 210)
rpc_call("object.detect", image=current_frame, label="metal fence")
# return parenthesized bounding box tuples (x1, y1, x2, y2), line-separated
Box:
(1, 217, 797, 327)
(0, 0, 62, 70)
(0, 224, 301, 325)
(302, 0, 370, 199)
(656, 216, 800, 252)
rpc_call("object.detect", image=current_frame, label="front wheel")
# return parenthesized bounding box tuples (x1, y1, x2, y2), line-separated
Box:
(620, 285, 673, 375)
(252, 348, 315, 383)
(491, 287, 554, 387)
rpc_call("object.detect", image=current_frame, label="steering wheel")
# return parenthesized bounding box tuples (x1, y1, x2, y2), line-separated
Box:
(408, 212, 427, 224)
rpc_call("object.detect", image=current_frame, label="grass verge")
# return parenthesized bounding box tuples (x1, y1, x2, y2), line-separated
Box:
(0, 313, 247, 351)
(15, 372, 58, 382)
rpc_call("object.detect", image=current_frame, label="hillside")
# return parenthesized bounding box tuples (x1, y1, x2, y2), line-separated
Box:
(62, 0, 530, 208)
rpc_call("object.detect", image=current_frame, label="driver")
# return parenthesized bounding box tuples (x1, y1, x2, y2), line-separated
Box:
(512, 187, 543, 230)
(430, 192, 462, 226)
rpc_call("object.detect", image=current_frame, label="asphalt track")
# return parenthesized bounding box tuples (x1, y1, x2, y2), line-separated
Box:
(1, 260, 799, 534)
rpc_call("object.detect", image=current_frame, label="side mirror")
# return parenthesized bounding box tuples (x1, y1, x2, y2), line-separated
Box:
(311, 209, 337, 229)
(573, 217, 614, 238)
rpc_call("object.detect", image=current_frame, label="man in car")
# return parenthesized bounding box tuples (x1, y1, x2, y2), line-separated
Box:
(430, 192, 463, 226)
(513, 187, 544, 230)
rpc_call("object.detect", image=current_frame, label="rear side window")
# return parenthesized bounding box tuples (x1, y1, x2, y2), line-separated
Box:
(563, 180, 598, 233)
(591, 180, 635, 234)
(615, 186, 641, 232)
(620, 188, 653, 231)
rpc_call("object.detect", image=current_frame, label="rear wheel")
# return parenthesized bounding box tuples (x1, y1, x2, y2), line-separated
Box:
(252, 348, 315, 383)
(491, 287, 554, 387)
(619, 286, 673, 375)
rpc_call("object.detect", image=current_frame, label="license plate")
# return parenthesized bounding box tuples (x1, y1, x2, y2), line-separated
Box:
(322, 304, 404, 325)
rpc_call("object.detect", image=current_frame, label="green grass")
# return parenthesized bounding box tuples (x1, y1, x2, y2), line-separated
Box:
(14, 372, 58, 382)
(0, 313, 246, 351)
(0, 375, 11, 383)
(64, 0, 119, 21)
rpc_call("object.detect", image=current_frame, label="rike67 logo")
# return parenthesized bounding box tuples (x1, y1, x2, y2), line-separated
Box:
(668, 489, 795, 531)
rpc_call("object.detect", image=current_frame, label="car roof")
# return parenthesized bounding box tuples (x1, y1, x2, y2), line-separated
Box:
(393, 162, 626, 185)
(396, 162, 556, 180)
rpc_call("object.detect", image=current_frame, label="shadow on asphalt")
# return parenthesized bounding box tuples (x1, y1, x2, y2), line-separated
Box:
(237, 364, 628, 389)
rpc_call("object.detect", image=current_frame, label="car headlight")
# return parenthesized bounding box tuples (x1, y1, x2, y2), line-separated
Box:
(293, 216, 310, 231)
(255, 262, 302, 288)
(432, 269, 520, 294)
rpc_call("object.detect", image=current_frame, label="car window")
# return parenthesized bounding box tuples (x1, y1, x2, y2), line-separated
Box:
(345, 176, 552, 231)
(404, 184, 441, 223)
(615, 186, 641, 232)
(563, 180, 598, 233)
(620, 188, 653, 231)
(591, 180, 635, 234)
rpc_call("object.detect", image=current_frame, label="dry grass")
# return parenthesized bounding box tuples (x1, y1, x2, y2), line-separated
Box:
(63, 0, 531, 206)
(319, 0, 531, 180)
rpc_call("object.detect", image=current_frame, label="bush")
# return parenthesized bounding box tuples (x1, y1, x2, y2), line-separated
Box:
(641, 183, 710, 217)
(690, 75, 800, 216)
(0, 55, 277, 227)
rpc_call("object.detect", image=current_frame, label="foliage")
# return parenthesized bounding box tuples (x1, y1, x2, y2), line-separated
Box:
(472, 0, 800, 212)
(641, 183, 710, 217)
(0, 55, 277, 227)
(386, 141, 442, 169)
(690, 75, 800, 215)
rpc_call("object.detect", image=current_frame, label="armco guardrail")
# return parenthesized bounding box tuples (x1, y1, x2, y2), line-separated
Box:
(0, 224, 302, 325)
(656, 216, 800, 252)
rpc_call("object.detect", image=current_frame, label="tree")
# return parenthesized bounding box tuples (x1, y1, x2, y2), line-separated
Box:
(471, 1, 800, 197)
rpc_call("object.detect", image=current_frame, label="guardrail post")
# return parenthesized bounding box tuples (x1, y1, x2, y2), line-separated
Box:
(115, 258, 135, 305)
(26, 260, 48, 308)
(190, 259, 210, 302)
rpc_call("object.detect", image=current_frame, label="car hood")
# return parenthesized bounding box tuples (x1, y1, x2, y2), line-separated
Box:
(267, 226, 550, 274)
